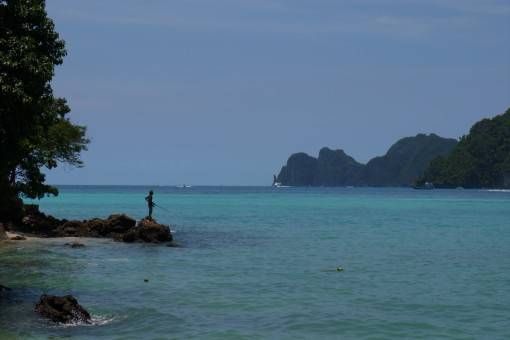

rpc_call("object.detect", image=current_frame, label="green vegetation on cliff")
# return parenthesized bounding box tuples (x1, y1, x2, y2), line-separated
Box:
(277, 134, 457, 187)
(364, 134, 458, 186)
(0, 0, 88, 222)
(418, 108, 510, 188)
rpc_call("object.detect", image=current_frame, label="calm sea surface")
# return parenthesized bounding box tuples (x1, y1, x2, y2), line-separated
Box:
(1, 186, 509, 339)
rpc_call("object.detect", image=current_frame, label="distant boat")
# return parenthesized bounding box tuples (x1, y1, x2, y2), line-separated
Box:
(176, 184, 192, 188)
(413, 182, 435, 190)
(272, 174, 281, 187)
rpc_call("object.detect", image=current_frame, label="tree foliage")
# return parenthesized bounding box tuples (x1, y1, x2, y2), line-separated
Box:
(0, 0, 88, 220)
(418, 108, 510, 188)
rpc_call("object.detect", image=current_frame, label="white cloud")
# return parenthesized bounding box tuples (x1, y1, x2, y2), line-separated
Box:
(48, 0, 509, 39)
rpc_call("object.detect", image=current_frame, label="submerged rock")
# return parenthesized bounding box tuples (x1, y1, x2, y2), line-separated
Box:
(122, 218, 172, 243)
(9, 235, 26, 241)
(65, 242, 85, 248)
(35, 294, 91, 324)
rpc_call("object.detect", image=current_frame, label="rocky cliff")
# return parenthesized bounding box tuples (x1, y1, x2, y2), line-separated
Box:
(276, 134, 457, 187)
(418, 108, 510, 188)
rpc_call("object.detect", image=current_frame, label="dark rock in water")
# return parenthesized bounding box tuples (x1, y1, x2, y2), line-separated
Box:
(65, 242, 85, 248)
(85, 214, 136, 237)
(13, 207, 172, 245)
(123, 218, 172, 243)
(0, 223, 7, 240)
(106, 214, 136, 232)
(55, 214, 136, 238)
(35, 294, 91, 324)
(84, 218, 107, 237)
(9, 235, 26, 241)
(55, 220, 90, 237)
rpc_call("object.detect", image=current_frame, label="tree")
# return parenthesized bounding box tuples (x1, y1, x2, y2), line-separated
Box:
(418, 108, 510, 188)
(0, 0, 88, 222)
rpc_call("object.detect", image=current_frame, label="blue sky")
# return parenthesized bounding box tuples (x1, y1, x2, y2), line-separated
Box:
(44, 0, 510, 185)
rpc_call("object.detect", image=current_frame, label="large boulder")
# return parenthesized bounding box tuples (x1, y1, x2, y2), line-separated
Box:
(35, 294, 91, 324)
(85, 218, 108, 237)
(123, 218, 172, 243)
(55, 214, 136, 238)
(21, 206, 64, 236)
(84, 214, 136, 237)
(55, 220, 90, 237)
(105, 214, 136, 234)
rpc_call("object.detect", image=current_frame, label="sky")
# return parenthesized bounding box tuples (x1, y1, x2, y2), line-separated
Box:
(44, 0, 510, 186)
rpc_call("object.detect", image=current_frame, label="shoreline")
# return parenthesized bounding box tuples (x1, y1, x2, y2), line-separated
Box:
(4, 205, 173, 245)
(3, 231, 112, 246)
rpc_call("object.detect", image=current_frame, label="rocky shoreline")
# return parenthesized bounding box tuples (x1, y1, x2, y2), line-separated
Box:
(3, 204, 172, 244)
(0, 204, 175, 325)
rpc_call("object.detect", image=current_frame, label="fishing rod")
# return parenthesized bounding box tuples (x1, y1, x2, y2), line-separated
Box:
(153, 202, 171, 213)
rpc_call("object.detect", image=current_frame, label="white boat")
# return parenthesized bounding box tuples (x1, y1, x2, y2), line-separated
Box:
(176, 184, 192, 188)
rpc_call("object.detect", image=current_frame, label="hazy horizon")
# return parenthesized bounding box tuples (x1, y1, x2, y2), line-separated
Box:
(44, 0, 510, 186)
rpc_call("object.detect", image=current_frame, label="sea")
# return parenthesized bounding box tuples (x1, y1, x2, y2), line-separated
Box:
(1, 186, 509, 339)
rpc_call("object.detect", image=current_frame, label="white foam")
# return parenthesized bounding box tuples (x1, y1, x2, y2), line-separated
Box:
(53, 315, 115, 328)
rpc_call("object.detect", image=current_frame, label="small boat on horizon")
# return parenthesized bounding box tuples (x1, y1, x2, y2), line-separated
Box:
(176, 184, 192, 189)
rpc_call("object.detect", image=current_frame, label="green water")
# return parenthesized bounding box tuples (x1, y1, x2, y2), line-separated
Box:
(1, 186, 509, 339)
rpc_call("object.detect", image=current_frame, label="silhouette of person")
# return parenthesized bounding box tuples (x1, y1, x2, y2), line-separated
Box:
(145, 190, 155, 219)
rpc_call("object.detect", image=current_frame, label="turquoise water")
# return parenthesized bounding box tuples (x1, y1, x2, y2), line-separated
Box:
(1, 186, 510, 339)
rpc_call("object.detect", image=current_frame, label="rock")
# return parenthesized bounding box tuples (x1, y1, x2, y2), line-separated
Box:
(84, 214, 136, 237)
(65, 242, 85, 248)
(85, 218, 109, 237)
(123, 218, 172, 243)
(106, 214, 136, 233)
(20, 208, 63, 236)
(35, 294, 91, 324)
(11, 207, 173, 245)
(55, 220, 90, 237)
(10, 235, 26, 241)
(0, 223, 7, 241)
(106, 214, 136, 232)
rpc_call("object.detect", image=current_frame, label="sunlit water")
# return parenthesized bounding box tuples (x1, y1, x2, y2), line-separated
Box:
(1, 186, 509, 339)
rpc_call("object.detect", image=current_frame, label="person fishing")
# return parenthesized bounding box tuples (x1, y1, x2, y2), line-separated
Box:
(145, 190, 155, 220)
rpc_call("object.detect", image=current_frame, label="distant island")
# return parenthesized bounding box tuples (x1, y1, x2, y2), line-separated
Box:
(276, 133, 457, 187)
(417, 108, 510, 189)
(277, 108, 510, 188)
